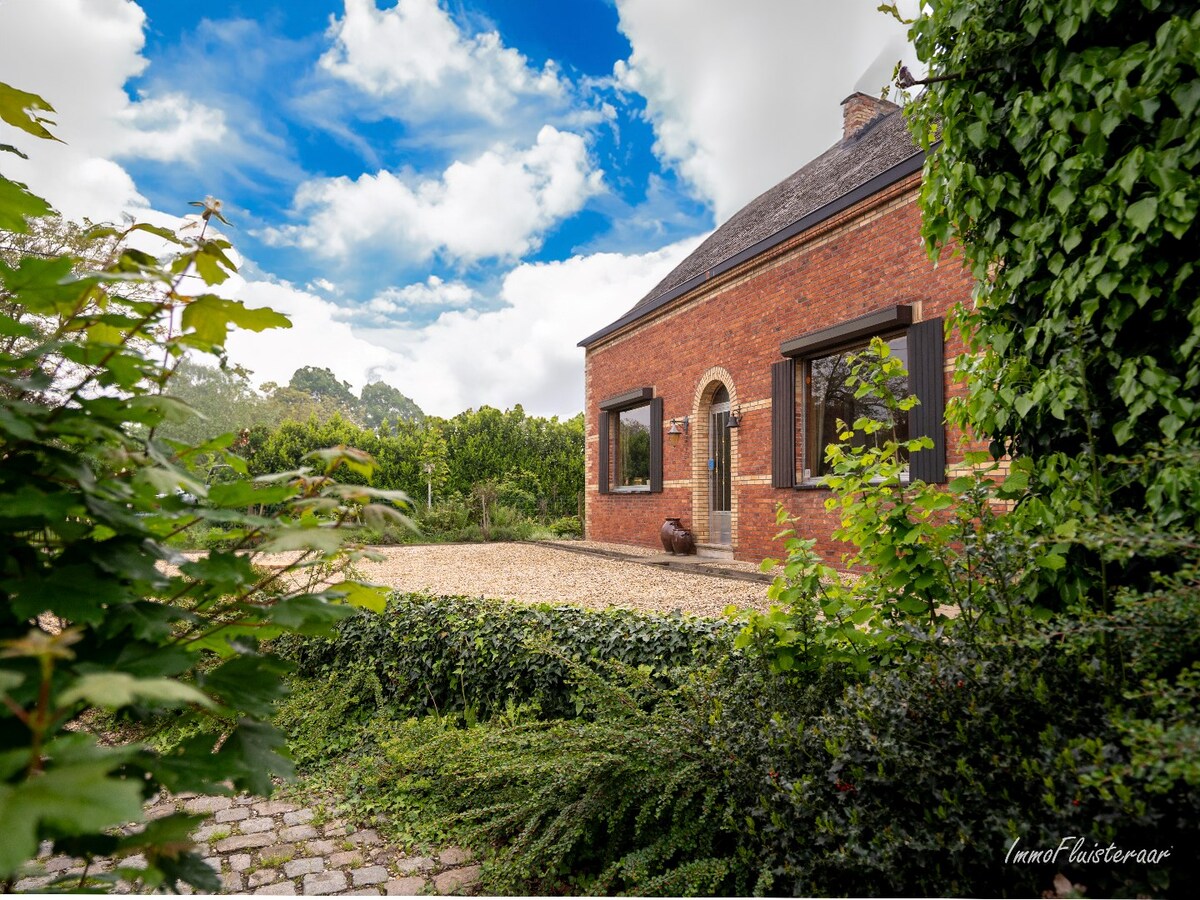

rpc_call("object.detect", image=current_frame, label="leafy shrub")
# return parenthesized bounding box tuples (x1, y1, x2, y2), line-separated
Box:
(0, 83, 396, 892)
(487, 503, 533, 541)
(742, 635, 1195, 898)
(416, 496, 473, 537)
(320, 655, 819, 896)
(286, 593, 737, 720)
(548, 514, 582, 537)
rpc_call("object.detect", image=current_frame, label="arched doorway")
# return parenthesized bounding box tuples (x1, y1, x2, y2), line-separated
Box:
(708, 385, 732, 546)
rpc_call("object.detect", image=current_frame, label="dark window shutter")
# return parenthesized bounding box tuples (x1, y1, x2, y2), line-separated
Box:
(771, 358, 796, 488)
(598, 411, 610, 494)
(908, 317, 946, 483)
(649, 397, 664, 493)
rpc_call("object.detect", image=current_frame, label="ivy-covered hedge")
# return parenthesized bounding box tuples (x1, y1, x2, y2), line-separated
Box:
(287, 593, 738, 720)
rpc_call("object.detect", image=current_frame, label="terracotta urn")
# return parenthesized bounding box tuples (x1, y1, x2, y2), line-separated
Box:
(660, 517, 682, 553)
(671, 527, 696, 556)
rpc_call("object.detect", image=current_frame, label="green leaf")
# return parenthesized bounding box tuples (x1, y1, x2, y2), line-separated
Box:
(1125, 196, 1158, 234)
(7, 564, 136, 626)
(200, 656, 291, 718)
(329, 580, 391, 614)
(0, 82, 60, 141)
(0, 670, 24, 694)
(1048, 184, 1074, 214)
(192, 247, 232, 286)
(306, 446, 377, 478)
(58, 673, 212, 710)
(0, 757, 143, 877)
(257, 527, 345, 554)
(126, 222, 184, 245)
(0, 176, 54, 232)
(1036, 553, 1066, 571)
(206, 480, 298, 508)
(263, 593, 359, 634)
(181, 294, 290, 346)
(217, 720, 293, 796)
(179, 550, 260, 596)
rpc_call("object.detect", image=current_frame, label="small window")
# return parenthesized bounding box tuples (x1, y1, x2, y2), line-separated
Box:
(773, 311, 945, 488)
(616, 404, 652, 489)
(598, 391, 662, 494)
(802, 334, 909, 480)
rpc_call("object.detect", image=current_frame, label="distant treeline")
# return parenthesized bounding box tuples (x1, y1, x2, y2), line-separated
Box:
(161, 360, 583, 518)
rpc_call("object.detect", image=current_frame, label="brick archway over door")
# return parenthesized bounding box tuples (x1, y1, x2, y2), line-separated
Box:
(690, 367, 738, 548)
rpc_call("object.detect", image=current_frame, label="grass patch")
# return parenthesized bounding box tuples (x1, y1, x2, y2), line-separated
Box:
(259, 851, 294, 869)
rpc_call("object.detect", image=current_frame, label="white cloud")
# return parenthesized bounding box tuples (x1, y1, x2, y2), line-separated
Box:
(334, 276, 478, 325)
(320, 0, 566, 124)
(343, 237, 700, 417)
(613, 0, 917, 221)
(220, 276, 396, 390)
(260, 125, 604, 263)
(218, 238, 698, 418)
(0, 0, 227, 222)
(116, 91, 228, 163)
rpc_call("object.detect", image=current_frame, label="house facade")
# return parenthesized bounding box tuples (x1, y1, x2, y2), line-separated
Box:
(579, 94, 975, 564)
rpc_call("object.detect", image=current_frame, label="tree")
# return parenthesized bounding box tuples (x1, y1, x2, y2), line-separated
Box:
(360, 380, 423, 430)
(288, 366, 358, 411)
(0, 82, 399, 892)
(157, 358, 264, 448)
(417, 426, 450, 507)
(903, 0, 1200, 602)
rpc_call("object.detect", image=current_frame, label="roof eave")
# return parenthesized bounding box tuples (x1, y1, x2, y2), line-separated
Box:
(578, 147, 928, 350)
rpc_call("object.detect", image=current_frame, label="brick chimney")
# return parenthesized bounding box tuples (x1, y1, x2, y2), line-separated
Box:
(841, 92, 900, 140)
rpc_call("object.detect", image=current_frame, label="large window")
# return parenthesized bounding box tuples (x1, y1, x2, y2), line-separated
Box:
(597, 388, 663, 494)
(771, 307, 946, 488)
(803, 334, 908, 480)
(616, 404, 652, 489)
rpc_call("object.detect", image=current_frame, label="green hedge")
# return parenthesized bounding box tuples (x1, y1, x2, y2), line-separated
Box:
(287, 593, 737, 720)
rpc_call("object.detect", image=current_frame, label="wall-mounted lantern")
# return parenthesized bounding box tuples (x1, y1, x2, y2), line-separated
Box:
(668, 416, 690, 435)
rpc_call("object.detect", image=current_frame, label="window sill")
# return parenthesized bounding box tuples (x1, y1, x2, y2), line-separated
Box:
(611, 486, 651, 494)
(795, 476, 911, 491)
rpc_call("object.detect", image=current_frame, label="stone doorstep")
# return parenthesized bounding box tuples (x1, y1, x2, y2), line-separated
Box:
(543, 539, 769, 582)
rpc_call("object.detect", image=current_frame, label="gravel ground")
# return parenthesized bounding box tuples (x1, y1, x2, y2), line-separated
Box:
(317, 540, 773, 618)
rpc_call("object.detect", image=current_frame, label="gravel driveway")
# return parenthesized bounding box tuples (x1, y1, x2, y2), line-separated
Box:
(338, 540, 773, 618)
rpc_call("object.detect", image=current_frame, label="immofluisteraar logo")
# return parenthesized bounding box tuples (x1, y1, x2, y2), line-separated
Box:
(1005, 836, 1172, 866)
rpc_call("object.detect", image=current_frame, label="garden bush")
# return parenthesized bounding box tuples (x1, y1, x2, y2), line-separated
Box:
(0, 82, 396, 891)
(286, 593, 737, 721)
(548, 514, 583, 538)
(739, 635, 1192, 898)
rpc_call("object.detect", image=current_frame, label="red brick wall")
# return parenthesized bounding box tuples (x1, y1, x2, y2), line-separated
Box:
(583, 174, 976, 565)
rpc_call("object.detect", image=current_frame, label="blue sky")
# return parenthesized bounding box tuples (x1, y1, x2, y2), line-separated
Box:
(0, 0, 913, 417)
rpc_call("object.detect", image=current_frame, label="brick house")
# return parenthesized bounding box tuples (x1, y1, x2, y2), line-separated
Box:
(578, 93, 974, 563)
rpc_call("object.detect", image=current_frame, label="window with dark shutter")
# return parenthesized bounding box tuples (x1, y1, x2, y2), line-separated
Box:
(596, 387, 663, 494)
(649, 397, 663, 493)
(771, 359, 796, 488)
(598, 411, 610, 494)
(907, 317, 946, 483)
(780, 305, 946, 486)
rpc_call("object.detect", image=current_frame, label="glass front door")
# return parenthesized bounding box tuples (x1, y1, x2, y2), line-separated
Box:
(709, 390, 731, 546)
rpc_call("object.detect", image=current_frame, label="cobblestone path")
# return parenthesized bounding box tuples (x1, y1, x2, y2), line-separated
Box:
(14, 793, 481, 896)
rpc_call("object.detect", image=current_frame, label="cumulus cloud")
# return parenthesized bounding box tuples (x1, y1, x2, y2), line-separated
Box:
(219, 239, 699, 418)
(115, 91, 228, 163)
(320, 0, 566, 124)
(0, 0, 228, 222)
(260, 125, 604, 263)
(343, 237, 700, 417)
(613, 0, 917, 221)
(220, 276, 396, 390)
(334, 276, 478, 325)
